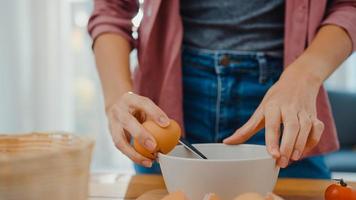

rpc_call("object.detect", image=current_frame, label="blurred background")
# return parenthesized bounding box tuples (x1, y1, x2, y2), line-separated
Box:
(0, 0, 355, 177)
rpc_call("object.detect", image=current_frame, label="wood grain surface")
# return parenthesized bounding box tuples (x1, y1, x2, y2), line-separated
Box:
(89, 173, 356, 200)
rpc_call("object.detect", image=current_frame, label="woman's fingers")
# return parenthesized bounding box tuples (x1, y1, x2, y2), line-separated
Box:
(223, 108, 264, 144)
(225, 101, 323, 167)
(264, 107, 281, 158)
(267, 108, 323, 166)
(278, 110, 300, 168)
(117, 110, 158, 152)
(122, 92, 170, 127)
(291, 111, 312, 161)
(110, 122, 153, 167)
(304, 119, 324, 153)
(106, 92, 171, 165)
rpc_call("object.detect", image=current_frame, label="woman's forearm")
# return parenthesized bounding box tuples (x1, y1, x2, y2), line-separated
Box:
(93, 33, 133, 110)
(281, 24, 353, 86)
(93, 33, 171, 167)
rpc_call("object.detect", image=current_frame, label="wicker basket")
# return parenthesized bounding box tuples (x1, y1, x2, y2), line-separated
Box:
(0, 132, 94, 200)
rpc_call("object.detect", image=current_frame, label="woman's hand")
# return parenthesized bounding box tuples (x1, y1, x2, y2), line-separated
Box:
(93, 34, 171, 167)
(224, 25, 353, 168)
(106, 92, 170, 167)
(223, 65, 324, 168)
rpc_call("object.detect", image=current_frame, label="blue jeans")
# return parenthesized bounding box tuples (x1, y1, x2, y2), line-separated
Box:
(134, 46, 331, 179)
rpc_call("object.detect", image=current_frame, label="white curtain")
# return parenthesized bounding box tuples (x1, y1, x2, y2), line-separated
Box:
(0, 0, 355, 173)
(0, 0, 133, 173)
(0, 0, 73, 131)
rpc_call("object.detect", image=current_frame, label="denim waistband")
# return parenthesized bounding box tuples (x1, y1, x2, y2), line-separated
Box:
(182, 46, 284, 83)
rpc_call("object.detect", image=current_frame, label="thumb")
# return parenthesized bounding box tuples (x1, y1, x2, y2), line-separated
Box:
(223, 108, 264, 144)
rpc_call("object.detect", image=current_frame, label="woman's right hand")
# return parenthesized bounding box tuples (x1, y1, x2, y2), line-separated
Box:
(106, 92, 170, 167)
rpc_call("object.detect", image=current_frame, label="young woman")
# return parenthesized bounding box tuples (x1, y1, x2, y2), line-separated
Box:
(88, 0, 356, 178)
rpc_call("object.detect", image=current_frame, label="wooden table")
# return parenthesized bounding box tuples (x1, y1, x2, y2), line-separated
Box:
(89, 173, 356, 200)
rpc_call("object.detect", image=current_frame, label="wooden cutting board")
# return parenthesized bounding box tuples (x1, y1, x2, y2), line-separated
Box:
(137, 179, 356, 200)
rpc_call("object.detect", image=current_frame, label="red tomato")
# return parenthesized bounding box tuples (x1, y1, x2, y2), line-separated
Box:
(325, 179, 356, 200)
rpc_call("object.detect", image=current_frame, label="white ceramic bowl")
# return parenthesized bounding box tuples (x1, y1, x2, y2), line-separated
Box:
(158, 144, 279, 200)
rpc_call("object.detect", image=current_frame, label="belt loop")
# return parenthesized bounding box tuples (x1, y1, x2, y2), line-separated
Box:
(214, 51, 220, 75)
(256, 52, 268, 84)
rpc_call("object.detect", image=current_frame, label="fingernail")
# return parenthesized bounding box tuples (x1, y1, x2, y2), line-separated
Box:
(159, 116, 169, 126)
(292, 150, 300, 160)
(144, 139, 156, 151)
(278, 156, 288, 168)
(142, 160, 152, 168)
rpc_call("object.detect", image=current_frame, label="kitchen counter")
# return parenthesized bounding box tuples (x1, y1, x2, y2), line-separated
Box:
(89, 173, 356, 200)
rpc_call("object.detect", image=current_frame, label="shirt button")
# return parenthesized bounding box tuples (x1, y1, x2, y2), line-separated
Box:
(219, 55, 230, 66)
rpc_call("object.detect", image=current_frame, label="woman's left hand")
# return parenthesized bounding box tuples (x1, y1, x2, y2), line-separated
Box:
(223, 65, 324, 168)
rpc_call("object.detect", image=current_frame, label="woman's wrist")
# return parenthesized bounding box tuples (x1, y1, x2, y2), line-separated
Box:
(104, 84, 133, 113)
(280, 55, 326, 90)
(280, 25, 353, 91)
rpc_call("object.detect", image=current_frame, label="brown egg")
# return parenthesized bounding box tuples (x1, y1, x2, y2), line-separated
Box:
(161, 191, 189, 200)
(134, 119, 181, 159)
(233, 193, 265, 200)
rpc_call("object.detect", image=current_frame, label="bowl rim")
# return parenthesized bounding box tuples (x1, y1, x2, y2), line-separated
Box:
(158, 143, 275, 162)
(0, 132, 94, 163)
